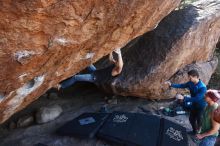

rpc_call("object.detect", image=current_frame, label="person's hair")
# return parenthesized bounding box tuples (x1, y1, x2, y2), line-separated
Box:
(187, 69, 199, 78)
(205, 90, 220, 102)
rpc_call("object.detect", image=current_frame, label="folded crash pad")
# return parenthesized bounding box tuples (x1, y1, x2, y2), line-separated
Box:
(57, 113, 109, 138)
(57, 112, 188, 146)
(98, 112, 136, 145)
(159, 118, 188, 146)
(97, 112, 161, 146)
(98, 112, 188, 146)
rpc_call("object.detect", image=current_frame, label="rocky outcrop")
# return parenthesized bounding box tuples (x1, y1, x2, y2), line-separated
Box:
(0, 0, 181, 123)
(167, 58, 218, 96)
(100, 0, 220, 99)
(164, 58, 218, 86)
(35, 105, 62, 124)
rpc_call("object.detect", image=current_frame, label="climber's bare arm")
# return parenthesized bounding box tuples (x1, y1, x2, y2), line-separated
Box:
(112, 49, 123, 76)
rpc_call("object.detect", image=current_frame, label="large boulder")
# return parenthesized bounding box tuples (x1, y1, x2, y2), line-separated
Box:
(171, 58, 218, 86)
(35, 105, 62, 124)
(0, 0, 181, 123)
(167, 58, 218, 97)
(100, 0, 220, 99)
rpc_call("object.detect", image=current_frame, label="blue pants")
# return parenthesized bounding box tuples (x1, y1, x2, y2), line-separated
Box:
(60, 65, 96, 89)
(199, 136, 217, 146)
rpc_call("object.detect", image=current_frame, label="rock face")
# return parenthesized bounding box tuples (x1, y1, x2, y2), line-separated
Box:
(100, 0, 220, 99)
(17, 115, 34, 128)
(169, 58, 218, 85)
(35, 105, 62, 124)
(0, 0, 181, 123)
(167, 58, 218, 96)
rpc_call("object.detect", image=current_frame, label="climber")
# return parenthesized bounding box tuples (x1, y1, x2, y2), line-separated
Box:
(55, 48, 123, 89)
(165, 69, 207, 135)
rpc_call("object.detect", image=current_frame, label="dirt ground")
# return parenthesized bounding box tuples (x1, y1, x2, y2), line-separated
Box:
(0, 83, 205, 146)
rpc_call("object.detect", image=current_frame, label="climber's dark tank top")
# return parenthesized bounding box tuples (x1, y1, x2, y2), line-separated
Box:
(93, 64, 115, 85)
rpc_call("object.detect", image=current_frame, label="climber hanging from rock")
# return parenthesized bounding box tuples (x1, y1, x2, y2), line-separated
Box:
(55, 48, 123, 90)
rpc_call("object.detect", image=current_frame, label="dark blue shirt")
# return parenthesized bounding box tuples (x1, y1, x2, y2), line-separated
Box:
(171, 80, 207, 109)
(93, 64, 115, 85)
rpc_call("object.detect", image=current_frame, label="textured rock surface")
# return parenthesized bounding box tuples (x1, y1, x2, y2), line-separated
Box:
(208, 48, 220, 89)
(169, 58, 218, 85)
(0, 0, 181, 123)
(35, 104, 62, 124)
(167, 58, 218, 96)
(100, 0, 220, 99)
(17, 115, 34, 128)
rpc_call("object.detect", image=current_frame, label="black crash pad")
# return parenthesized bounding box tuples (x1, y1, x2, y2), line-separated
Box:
(57, 113, 109, 138)
(33, 143, 48, 146)
(98, 112, 188, 146)
(56, 112, 188, 146)
(159, 118, 188, 146)
(97, 112, 161, 146)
